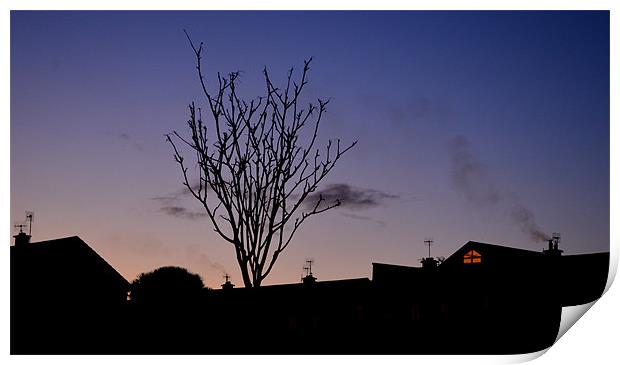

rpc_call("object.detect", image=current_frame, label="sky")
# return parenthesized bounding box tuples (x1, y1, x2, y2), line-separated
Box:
(10, 11, 609, 288)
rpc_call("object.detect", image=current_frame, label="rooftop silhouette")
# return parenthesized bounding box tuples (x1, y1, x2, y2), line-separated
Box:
(10, 234, 609, 354)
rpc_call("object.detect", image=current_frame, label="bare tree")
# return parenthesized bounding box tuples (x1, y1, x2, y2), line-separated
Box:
(166, 33, 356, 288)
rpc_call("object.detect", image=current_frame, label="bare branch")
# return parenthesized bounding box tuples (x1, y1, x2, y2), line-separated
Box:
(168, 37, 356, 288)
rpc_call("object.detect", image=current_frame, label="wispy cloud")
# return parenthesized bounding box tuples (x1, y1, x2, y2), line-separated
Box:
(160, 206, 207, 220)
(117, 132, 143, 151)
(151, 181, 210, 220)
(151, 196, 179, 205)
(340, 212, 374, 221)
(152, 181, 202, 204)
(304, 183, 398, 211)
(155, 182, 397, 221)
(340, 212, 386, 227)
(179, 181, 205, 196)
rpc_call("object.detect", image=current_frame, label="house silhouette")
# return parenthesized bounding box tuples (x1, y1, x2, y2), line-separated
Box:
(369, 240, 608, 354)
(10, 235, 609, 354)
(200, 240, 608, 354)
(11, 235, 129, 354)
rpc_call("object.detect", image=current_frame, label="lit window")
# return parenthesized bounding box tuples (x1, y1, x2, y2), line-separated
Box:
(463, 250, 482, 264)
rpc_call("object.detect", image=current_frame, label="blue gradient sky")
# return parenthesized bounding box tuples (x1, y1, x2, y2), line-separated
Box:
(11, 11, 609, 288)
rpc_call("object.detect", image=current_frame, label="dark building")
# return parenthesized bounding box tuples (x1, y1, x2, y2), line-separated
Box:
(196, 240, 607, 354)
(371, 240, 609, 354)
(438, 240, 609, 307)
(204, 276, 372, 354)
(10, 233, 609, 354)
(11, 235, 129, 354)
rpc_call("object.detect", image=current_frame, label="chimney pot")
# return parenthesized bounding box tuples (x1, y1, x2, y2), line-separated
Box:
(13, 231, 31, 246)
(302, 274, 317, 285)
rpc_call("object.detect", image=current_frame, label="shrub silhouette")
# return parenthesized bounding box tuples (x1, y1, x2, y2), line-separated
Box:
(130, 266, 204, 306)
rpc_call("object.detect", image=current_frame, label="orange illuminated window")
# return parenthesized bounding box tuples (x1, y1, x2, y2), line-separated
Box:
(463, 250, 482, 264)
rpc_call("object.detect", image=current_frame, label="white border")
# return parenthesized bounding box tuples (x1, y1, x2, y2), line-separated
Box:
(3, 1, 617, 364)
(1, 1, 616, 11)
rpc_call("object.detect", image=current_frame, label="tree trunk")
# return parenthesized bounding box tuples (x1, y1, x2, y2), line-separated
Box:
(253, 277, 263, 288)
(239, 261, 254, 288)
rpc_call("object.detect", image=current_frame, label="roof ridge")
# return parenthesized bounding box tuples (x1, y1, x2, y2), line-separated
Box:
(465, 240, 542, 253)
(14, 235, 129, 286)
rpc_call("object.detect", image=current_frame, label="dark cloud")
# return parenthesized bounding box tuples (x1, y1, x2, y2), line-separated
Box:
(304, 183, 398, 211)
(152, 180, 205, 205)
(160, 206, 207, 220)
(151, 182, 211, 220)
(157, 181, 398, 220)
(448, 135, 550, 242)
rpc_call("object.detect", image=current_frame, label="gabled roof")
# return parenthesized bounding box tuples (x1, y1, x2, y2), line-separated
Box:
(440, 240, 543, 268)
(11, 236, 129, 293)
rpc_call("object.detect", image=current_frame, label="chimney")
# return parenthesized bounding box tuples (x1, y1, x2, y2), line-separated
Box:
(302, 273, 317, 285)
(421, 257, 438, 270)
(543, 232, 563, 257)
(421, 238, 439, 270)
(13, 213, 34, 246)
(221, 274, 235, 290)
(302, 259, 317, 286)
(13, 226, 31, 246)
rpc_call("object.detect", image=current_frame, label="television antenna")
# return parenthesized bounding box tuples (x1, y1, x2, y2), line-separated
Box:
(13, 222, 27, 234)
(302, 258, 315, 277)
(424, 238, 434, 258)
(25, 211, 34, 236)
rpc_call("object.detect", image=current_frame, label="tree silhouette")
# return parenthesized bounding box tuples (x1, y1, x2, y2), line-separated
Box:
(129, 266, 204, 305)
(166, 32, 356, 288)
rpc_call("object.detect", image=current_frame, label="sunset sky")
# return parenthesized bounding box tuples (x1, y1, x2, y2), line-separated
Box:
(10, 11, 609, 288)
